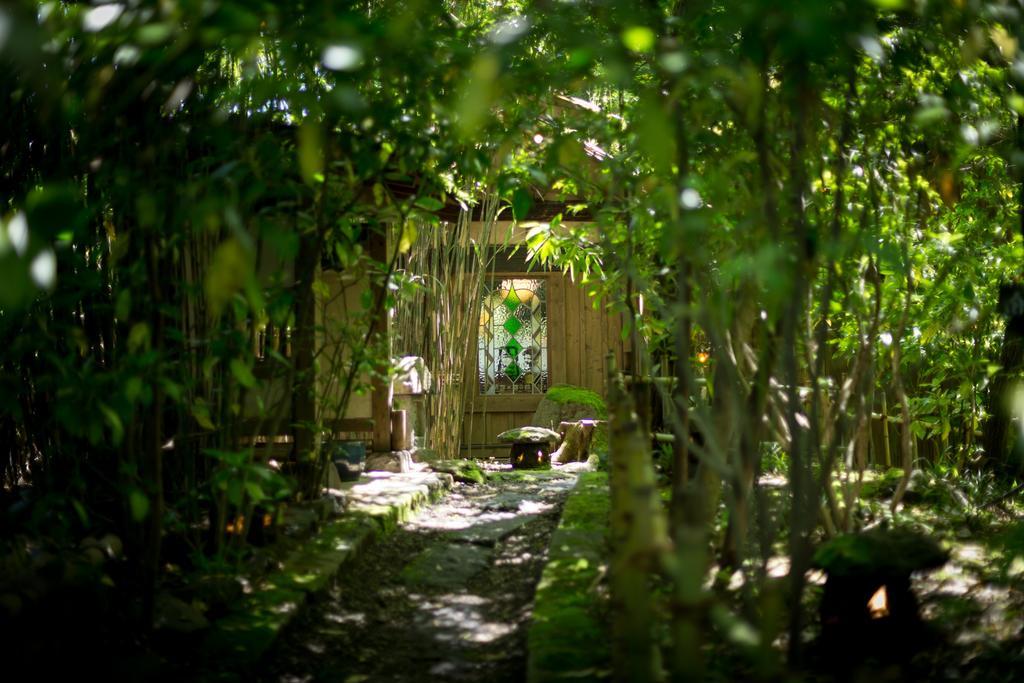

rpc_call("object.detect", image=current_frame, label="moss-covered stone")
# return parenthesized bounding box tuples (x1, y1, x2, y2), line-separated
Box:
(400, 543, 492, 587)
(487, 470, 574, 484)
(858, 467, 911, 499)
(497, 426, 562, 443)
(412, 447, 441, 463)
(429, 459, 487, 484)
(543, 385, 608, 418)
(813, 526, 948, 577)
(590, 422, 609, 462)
(527, 471, 612, 682)
(533, 384, 608, 430)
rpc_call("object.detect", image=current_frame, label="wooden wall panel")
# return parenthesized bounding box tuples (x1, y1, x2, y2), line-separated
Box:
(548, 277, 567, 388)
(565, 279, 582, 386)
(584, 292, 604, 392)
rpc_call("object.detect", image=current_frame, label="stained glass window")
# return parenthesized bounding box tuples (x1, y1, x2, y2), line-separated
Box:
(479, 278, 549, 395)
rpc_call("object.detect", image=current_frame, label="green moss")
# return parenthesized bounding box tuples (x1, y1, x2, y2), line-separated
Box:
(497, 426, 561, 443)
(812, 526, 948, 577)
(201, 479, 449, 675)
(544, 384, 608, 419)
(488, 470, 573, 484)
(558, 472, 610, 533)
(858, 467, 908, 499)
(527, 471, 612, 682)
(430, 459, 487, 484)
(590, 422, 609, 465)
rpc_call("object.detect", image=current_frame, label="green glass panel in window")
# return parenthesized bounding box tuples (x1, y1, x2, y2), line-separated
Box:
(504, 337, 522, 359)
(503, 315, 522, 336)
(503, 286, 521, 313)
(505, 361, 522, 382)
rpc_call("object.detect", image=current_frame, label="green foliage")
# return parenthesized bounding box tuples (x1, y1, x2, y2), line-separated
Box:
(2, 0, 1024, 672)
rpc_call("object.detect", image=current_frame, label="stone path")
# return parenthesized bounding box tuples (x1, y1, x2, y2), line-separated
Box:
(260, 469, 577, 683)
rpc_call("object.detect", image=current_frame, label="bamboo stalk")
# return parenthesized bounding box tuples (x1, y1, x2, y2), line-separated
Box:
(393, 197, 498, 458)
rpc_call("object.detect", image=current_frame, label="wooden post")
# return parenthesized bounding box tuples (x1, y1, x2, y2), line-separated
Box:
(369, 230, 392, 452)
(390, 410, 410, 450)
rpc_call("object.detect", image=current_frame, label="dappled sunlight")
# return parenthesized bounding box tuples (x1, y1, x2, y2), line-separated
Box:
(258, 472, 571, 681)
(409, 592, 515, 645)
(767, 556, 789, 579)
(322, 610, 366, 626)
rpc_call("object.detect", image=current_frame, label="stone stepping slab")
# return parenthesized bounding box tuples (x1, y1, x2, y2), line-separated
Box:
(199, 469, 452, 680)
(400, 543, 493, 589)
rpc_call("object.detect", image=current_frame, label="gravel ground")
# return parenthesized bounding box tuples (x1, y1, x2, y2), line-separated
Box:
(260, 469, 576, 683)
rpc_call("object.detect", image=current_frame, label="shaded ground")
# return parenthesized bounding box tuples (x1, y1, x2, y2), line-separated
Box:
(697, 470, 1024, 682)
(261, 469, 576, 683)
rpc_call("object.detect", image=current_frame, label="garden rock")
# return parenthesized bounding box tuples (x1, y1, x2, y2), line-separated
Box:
(496, 426, 561, 444)
(531, 384, 608, 430)
(551, 420, 598, 463)
(400, 543, 491, 588)
(365, 450, 414, 473)
(412, 447, 441, 463)
(445, 516, 534, 546)
(188, 574, 244, 614)
(430, 459, 486, 484)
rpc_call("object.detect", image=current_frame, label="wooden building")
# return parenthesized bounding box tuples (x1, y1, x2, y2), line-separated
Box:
(458, 221, 628, 458)
(316, 212, 630, 459)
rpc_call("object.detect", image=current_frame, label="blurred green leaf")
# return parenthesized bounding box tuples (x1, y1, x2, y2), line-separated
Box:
(205, 238, 253, 319)
(398, 220, 418, 254)
(129, 489, 149, 522)
(230, 358, 257, 389)
(127, 322, 150, 352)
(511, 188, 533, 222)
(622, 26, 655, 54)
(192, 400, 216, 431)
(414, 197, 444, 212)
(298, 121, 324, 185)
(99, 403, 124, 445)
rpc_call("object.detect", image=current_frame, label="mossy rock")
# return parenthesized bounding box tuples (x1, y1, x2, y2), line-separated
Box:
(496, 426, 561, 443)
(400, 543, 491, 587)
(429, 459, 486, 484)
(532, 384, 608, 430)
(813, 527, 948, 578)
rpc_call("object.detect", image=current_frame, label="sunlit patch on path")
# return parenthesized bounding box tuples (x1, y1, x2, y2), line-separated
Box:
(261, 469, 576, 682)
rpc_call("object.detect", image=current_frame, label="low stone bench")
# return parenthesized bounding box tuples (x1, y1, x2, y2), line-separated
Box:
(496, 426, 561, 469)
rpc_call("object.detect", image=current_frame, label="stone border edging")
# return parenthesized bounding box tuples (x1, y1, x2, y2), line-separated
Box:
(526, 471, 612, 682)
(199, 470, 453, 680)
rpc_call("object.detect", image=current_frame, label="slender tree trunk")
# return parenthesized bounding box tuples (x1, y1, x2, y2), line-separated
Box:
(292, 223, 321, 498)
(608, 363, 668, 683)
(984, 114, 1024, 471)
